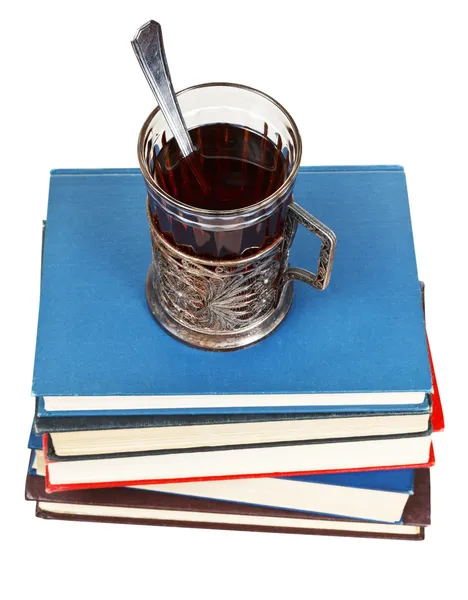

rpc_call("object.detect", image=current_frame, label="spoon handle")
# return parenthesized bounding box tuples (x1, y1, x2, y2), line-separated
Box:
(132, 21, 195, 157)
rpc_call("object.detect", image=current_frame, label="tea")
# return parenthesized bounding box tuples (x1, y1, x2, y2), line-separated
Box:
(149, 123, 292, 258)
(153, 123, 288, 211)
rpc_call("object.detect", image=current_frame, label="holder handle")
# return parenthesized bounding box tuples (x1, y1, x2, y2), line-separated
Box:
(281, 202, 336, 291)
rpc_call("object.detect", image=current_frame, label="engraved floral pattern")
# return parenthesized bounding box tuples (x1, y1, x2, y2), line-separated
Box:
(152, 245, 282, 333)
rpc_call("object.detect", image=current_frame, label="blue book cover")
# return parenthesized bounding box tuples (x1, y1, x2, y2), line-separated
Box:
(32, 166, 431, 412)
(28, 427, 42, 450)
(28, 452, 37, 476)
(286, 469, 414, 494)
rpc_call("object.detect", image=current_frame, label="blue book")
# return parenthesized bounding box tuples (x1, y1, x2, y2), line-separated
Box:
(32, 166, 431, 414)
(135, 468, 416, 523)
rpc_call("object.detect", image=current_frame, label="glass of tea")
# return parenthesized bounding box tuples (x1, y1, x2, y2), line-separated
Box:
(138, 83, 336, 350)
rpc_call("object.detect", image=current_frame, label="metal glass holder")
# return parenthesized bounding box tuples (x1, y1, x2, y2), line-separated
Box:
(146, 201, 336, 351)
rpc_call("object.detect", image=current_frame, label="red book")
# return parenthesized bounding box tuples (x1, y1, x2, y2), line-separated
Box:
(428, 340, 444, 432)
(42, 432, 435, 493)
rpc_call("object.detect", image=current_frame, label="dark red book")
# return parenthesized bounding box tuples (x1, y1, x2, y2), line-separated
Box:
(26, 469, 430, 541)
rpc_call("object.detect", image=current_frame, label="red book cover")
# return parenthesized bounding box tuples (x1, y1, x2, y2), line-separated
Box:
(428, 339, 444, 432)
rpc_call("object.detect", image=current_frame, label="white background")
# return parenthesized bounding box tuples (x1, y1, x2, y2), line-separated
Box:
(1, 1, 467, 598)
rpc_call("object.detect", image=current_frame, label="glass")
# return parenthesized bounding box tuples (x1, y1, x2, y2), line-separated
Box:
(138, 82, 301, 259)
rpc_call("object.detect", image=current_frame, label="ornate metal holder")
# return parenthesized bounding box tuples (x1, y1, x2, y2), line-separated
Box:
(146, 201, 336, 351)
(138, 82, 337, 350)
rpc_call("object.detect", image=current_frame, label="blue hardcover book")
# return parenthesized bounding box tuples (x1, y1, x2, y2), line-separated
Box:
(28, 453, 38, 476)
(32, 166, 431, 414)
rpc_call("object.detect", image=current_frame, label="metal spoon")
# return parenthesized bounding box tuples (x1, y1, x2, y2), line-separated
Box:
(131, 20, 195, 157)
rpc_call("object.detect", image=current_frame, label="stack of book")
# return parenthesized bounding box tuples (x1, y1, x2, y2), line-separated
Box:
(26, 166, 444, 541)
